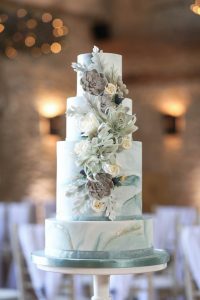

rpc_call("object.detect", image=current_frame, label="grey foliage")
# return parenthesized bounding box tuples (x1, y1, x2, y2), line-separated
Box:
(71, 62, 87, 73)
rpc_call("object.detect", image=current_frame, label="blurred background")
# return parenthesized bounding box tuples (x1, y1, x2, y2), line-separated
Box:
(0, 0, 200, 299)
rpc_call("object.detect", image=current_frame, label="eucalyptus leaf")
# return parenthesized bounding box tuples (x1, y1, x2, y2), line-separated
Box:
(71, 62, 87, 73)
(90, 50, 104, 73)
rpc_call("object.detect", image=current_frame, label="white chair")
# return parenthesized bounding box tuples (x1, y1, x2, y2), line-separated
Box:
(152, 205, 199, 298)
(181, 225, 200, 300)
(10, 224, 75, 300)
(6, 202, 37, 289)
(0, 203, 6, 287)
(0, 202, 19, 300)
(0, 288, 19, 300)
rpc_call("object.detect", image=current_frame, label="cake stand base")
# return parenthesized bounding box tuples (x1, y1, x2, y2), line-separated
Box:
(32, 250, 169, 300)
(92, 275, 111, 300)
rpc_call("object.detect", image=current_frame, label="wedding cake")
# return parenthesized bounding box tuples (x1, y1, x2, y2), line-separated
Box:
(45, 46, 154, 259)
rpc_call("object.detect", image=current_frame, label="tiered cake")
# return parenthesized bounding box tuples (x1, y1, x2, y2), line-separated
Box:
(45, 46, 154, 259)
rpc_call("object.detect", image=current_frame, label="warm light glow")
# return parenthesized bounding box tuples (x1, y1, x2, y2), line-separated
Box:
(160, 101, 186, 117)
(53, 26, 69, 37)
(50, 42, 62, 54)
(0, 24, 5, 33)
(52, 18, 63, 28)
(26, 19, 37, 29)
(41, 43, 50, 54)
(190, 1, 200, 14)
(25, 36, 36, 47)
(192, 4, 200, 14)
(5, 47, 17, 59)
(40, 102, 60, 118)
(37, 98, 65, 118)
(164, 135, 182, 151)
(154, 89, 190, 117)
(53, 28, 63, 37)
(17, 8, 27, 18)
(42, 12, 52, 23)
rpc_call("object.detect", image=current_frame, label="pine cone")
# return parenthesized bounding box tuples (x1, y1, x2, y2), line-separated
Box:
(87, 173, 114, 199)
(80, 70, 107, 96)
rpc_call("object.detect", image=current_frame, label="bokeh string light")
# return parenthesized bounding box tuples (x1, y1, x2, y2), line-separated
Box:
(0, 23, 5, 33)
(190, 0, 200, 15)
(41, 12, 53, 23)
(50, 42, 61, 53)
(0, 6, 69, 59)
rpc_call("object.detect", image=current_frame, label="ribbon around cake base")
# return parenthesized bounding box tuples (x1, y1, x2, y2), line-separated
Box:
(32, 249, 170, 269)
(45, 247, 154, 260)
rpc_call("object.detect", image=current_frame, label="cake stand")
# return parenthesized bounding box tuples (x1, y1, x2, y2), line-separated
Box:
(32, 249, 169, 300)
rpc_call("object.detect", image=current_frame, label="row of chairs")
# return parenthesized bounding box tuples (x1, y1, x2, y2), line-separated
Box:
(11, 224, 75, 300)
(0, 202, 200, 299)
(123, 206, 200, 300)
(0, 201, 92, 300)
(0, 201, 57, 288)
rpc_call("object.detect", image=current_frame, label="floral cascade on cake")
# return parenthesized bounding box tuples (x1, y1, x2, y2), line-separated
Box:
(69, 46, 138, 220)
(45, 46, 155, 259)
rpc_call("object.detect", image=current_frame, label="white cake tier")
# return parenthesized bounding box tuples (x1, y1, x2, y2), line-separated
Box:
(45, 217, 153, 257)
(77, 53, 122, 96)
(66, 97, 132, 140)
(56, 140, 142, 221)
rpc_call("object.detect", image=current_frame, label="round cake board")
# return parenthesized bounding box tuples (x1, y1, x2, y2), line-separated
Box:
(32, 249, 169, 300)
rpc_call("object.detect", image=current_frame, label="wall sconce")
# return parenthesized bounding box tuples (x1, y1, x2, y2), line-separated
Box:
(156, 97, 187, 135)
(49, 115, 64, 136)
(39, 115, 64, 136)
(190, 0, 200, 15)
(36, 97, 65, 136)
(162, 114, 183, 134)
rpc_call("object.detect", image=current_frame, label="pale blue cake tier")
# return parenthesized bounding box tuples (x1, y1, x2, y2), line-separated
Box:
(45, 217, 153, 259)
(56, 141, 142, 221)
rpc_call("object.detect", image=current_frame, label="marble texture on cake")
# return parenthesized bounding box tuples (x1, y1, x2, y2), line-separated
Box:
(56, 141, 142, 221)
(45, 217, 153, 257)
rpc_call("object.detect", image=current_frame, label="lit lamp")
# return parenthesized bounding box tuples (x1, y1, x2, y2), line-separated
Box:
(160, 101, 185, 134)
(36, 99, 65, 136)
(190, 0, 200, 15)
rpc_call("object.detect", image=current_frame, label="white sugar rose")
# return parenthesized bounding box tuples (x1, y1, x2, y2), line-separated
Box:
(122, 136, 132, 149)
(105, 83, 117, 96)
(74, 140, 90, 156)
(103, 163, 120, 177)
(91, 199, 106, 213)
(80, 112, 99, 136)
